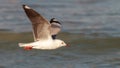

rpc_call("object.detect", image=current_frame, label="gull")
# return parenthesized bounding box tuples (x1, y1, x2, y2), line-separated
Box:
(18, 5, 68, 50)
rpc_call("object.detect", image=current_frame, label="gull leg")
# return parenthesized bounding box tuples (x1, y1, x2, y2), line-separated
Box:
(18, 43, 33, 50)
(24, 46, 33, 50)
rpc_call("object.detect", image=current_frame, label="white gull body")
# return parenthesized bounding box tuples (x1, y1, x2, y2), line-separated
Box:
(19, 5, 67, 50)
(19, 38, 66, 50)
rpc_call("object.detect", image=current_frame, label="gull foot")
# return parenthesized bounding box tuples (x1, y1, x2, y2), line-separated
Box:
(24, 46, 33, 50)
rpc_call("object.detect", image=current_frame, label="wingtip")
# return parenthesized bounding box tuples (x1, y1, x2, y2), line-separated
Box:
(50, 18, 61, 25)
(22, 4, 25, 7)
(50, 18, 59, 22)
(22, 4, 31, 9)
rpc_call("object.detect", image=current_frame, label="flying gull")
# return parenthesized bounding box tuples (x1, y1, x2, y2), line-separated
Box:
(19, 5, 68, 50)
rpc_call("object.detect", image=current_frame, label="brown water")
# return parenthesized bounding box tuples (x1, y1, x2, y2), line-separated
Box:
(0, 32, 120, 68)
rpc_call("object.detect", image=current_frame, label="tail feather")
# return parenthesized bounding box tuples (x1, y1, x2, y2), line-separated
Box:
(18, 43, 26, 47)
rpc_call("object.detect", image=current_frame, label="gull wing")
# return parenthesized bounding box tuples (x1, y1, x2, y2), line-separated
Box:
(23, 5, 51, 41)
(50, 18, 62, 39)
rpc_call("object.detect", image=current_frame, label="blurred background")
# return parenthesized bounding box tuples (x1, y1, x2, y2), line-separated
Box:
(0, 0, 120, 68)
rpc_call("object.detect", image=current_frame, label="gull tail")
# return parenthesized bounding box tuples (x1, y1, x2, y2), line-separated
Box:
(18, 43, 26, 47)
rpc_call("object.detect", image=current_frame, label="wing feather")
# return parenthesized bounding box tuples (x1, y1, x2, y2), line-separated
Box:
(50, 18, 62, 39)
(23, 5, 51, 41)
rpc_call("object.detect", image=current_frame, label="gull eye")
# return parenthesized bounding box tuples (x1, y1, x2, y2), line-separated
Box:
(61, 42, 64, 44)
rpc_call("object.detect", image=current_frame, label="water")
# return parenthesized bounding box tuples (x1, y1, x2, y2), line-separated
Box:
(0, 0, 120, 36)
(0, 0, 120, 68)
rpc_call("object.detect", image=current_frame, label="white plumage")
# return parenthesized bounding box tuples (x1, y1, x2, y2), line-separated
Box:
(18, 5, 67, 50)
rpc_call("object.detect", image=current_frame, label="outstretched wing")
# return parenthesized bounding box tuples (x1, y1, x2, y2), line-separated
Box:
(23, 5, 51, 41)
(50, 18, 62, 39)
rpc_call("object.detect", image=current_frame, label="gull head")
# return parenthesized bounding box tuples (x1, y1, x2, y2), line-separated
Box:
(54, 39, 68, 48)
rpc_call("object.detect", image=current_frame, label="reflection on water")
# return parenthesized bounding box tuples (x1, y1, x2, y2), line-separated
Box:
(0, 0, 120, 68)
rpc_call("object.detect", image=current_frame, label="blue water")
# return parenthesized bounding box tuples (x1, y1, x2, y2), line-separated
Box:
(0, 0, 120, 68)
(0, 0, 120, 37)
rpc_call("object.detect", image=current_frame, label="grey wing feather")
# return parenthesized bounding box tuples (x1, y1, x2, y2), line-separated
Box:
(50, 18, 62, 36)
(23, 5, 51, 41)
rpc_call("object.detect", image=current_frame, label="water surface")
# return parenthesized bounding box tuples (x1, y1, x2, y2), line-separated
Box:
(0, 0, 120, 68)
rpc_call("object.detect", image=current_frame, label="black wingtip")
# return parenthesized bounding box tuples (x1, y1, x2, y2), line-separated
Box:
(22, 4, 25, 7)
(50, 18, 55, 23)
(52, 35, 57, 39)
(22, 4, 26, 8)
(50, 18, 61, 25)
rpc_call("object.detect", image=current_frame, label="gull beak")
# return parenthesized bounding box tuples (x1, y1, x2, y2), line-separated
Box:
(66, 44, 70, 47)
